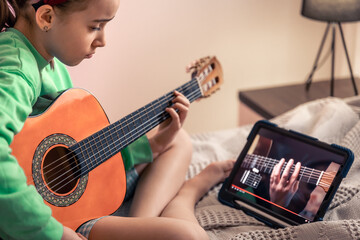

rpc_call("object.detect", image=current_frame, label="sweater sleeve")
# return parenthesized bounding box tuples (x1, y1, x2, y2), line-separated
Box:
(0, 70, 63, 240)
(121, 135, 153, 171)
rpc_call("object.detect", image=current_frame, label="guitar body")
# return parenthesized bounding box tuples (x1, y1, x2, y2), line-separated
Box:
(10, 88, 126, 230)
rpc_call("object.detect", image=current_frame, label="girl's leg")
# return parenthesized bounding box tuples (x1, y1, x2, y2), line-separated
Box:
(89, 160, 235, 240)
(130, 128, 193, 217)
(160, 159, 235, 222)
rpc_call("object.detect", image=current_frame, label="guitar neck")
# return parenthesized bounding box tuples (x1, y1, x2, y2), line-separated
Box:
(242, 154, 327, 187)
(70, 78, 202, 176)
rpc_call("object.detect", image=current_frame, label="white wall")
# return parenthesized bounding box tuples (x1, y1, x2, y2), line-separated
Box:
(68, 0, 359, 134)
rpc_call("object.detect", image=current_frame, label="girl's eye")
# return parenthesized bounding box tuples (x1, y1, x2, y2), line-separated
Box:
(90, 26, 101, 31)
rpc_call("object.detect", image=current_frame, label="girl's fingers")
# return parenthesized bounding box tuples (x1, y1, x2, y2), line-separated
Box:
(170, 103, 188, 120)
(165, 108, 181, 129)
(172, 91, 190, 107)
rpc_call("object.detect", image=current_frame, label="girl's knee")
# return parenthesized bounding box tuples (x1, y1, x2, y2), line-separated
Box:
(173, 128, 192, 152)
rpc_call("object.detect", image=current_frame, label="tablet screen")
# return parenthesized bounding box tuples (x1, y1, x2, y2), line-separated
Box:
(227, 127, 347, 224)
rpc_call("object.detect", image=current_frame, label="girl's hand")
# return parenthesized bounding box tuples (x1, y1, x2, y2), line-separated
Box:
(148, 91, 190, 158)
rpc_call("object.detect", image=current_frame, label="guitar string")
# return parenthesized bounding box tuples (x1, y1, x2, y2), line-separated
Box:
(30, 78, 200, 184)
(30, 83, 203, 193)
(244, 156, 336, 183)
(45, 79, 202, 182)
(242, 173, 332, 189)
(244, 154, 334, 182)
(244, 154, 324, 177)
(32, 86, 202, 194)
(241, 155, 333, 188)
(48, 89, 203, 194)
(243, 154, 335, 187)
(241, 173, 331, 189)
(243, 154, 335, 183)
(27, 79, 202, 188)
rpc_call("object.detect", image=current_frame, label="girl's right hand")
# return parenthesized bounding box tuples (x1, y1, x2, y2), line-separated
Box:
(62, 226, 87, 240)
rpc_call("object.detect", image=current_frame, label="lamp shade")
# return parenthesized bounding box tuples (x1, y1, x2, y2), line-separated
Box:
(301, 0, 360, 22)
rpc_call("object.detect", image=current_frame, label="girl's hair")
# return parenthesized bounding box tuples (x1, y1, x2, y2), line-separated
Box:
(0, 0, 88, 31)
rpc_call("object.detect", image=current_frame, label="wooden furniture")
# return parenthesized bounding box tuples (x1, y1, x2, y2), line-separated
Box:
(239, 78, 359, 119)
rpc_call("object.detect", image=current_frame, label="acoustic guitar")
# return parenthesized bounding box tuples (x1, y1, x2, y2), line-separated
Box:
(10, 56, 223, 230)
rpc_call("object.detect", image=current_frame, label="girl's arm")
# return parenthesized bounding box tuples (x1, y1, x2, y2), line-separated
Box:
(0, 69, 63, 239)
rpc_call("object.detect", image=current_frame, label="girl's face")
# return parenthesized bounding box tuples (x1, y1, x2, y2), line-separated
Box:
(45, 0, 120, 66)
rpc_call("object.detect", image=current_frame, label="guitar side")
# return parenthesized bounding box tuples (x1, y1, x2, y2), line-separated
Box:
(10, 88, 126, 230)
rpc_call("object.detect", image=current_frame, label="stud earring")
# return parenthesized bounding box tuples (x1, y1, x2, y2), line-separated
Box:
(43, 26, 49, 32)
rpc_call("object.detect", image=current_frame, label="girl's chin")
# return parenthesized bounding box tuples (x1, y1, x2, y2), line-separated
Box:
(65, 59, 85, 67)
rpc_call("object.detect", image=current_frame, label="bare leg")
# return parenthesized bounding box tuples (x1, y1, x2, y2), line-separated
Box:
(89, 160, 235, 240)
(130, 129, 193, 217)
(160, 159, 235, 222)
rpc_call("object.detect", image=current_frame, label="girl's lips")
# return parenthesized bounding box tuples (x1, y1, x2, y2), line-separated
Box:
(85, 53, 94, 59)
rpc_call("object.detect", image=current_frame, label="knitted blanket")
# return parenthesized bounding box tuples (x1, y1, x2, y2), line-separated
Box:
(189, 97, 360, 240)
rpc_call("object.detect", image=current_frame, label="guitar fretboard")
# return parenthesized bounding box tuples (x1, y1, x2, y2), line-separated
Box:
(70, 78, 202, 177)
(242, 154, 326, 186)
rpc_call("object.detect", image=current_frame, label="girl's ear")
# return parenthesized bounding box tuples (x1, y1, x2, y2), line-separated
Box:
(35, 5, 55, 32)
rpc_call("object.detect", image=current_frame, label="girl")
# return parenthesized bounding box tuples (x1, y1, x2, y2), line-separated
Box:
(0, 0, 234, 239)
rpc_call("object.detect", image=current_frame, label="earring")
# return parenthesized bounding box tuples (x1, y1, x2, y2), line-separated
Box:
(43, 26, 49, 32)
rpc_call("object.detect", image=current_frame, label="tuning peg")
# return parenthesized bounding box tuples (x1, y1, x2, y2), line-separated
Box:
(186, 56, 212, 79)
(185, 56, 211, 73)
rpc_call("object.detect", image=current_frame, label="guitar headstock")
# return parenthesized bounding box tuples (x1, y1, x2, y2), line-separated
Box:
(186, 56, 224, 97)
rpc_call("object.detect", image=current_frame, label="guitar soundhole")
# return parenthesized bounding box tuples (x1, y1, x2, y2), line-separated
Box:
(43, 146, 79, 195)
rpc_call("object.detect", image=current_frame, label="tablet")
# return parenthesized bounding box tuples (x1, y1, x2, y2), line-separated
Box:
(218, 120, 353, 227)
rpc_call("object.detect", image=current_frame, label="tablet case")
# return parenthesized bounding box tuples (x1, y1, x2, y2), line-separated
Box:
(218, 120, 353, 228)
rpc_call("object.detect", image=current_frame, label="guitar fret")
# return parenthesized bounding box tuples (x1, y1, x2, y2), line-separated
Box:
(88, 135, 99, 167)
(157, 96, 166, 122)
(82, 139, 94, 170)
(299, 166, 306, 181)
(120, 119, 130, 146)
(145, 102, 155, 119)
(114, 121, 121, 141)
(102, 132, 111, 160)
(134, 108, 143, 128)
(77, 143, 89, 175)
(129, 113, 138, 140)
(69, 75, 207, 177)
(308, 168, 314, 183)
(93, 133, 102, 162)
(143, 106, 150, 130)
(108, 130, 117, 156)
(127, 114, 135, 132)
(98, 130, 109, 163)
(184, 80, 197, 101)
(127, 124, 133, 143)
(243, 154, 327, 187)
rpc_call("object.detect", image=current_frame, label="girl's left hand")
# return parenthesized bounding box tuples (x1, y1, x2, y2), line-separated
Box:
(148, 91, 190, 158)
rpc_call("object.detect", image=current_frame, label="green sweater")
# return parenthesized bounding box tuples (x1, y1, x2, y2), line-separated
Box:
(0, 28, 152, 240)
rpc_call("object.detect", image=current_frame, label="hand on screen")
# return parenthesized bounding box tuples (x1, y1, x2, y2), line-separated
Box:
(269, 158, 301, 207)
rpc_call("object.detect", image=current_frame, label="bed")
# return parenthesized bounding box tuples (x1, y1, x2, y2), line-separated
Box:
(188, 96, 360, 240)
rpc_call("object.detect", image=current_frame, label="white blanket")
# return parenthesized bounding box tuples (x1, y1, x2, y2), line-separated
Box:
(190, 97, 360, 240)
